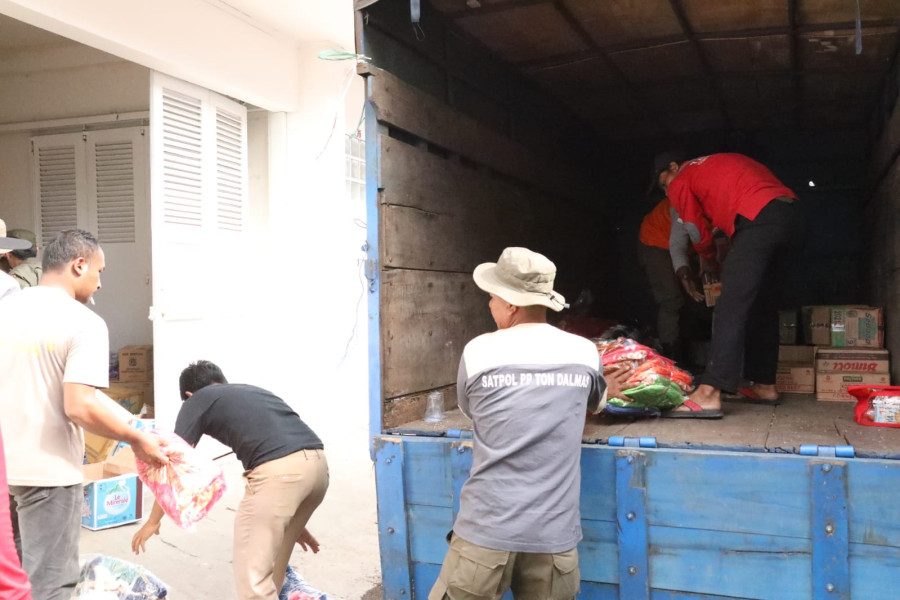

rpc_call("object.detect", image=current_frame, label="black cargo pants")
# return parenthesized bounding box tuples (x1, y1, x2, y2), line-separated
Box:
(701, 198, 804, 392)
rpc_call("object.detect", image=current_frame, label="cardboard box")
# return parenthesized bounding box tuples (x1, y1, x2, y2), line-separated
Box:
(779, 310, 798, 344)
(82, 447, 143, 530)
(816, 347, 890, 374)
(776, 345, 815, 393)
(816, 372, 891, 402)
(703, 281, 722, 307)
(801, 305, 884, 347)
(113, 419, 157, 454)
(105, 382, 144, 415)
(85, 391, 134, 464)
(118, 345, 153, 382)
(830, 307, 884, 348)
(776, 366, 815, 393)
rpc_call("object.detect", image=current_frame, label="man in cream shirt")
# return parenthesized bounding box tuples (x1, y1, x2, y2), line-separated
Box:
(0, 229, 167, 600)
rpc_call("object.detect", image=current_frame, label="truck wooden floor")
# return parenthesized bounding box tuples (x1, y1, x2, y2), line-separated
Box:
(390, 393, 900, 459)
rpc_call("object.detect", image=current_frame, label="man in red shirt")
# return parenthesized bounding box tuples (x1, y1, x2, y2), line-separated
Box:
(654, 153, 803, 417)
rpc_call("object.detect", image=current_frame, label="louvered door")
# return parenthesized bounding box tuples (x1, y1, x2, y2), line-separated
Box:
(32, 135, 84, 247)
(32, 129, 151, 352)
(149, 72, 248, 443)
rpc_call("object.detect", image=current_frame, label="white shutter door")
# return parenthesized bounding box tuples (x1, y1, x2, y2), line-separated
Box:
(32, 134, 85, 246)
(91, 134, 137, 244)
(213, 101, 247, 233)
(149, 72, 247, 457)
(85, 128, 152, 352)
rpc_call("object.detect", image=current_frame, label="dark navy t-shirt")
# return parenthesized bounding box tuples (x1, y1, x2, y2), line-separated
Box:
(174, 383, 323, 471)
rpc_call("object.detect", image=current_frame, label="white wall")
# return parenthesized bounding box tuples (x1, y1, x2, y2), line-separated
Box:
(0, 42, 149, 124)
(0, 131, 32, 226)
(0, 42, 149, 231)
(0, 40, 153, 350)
(249, 45, 376, 595)
(0, 3, 381, 595)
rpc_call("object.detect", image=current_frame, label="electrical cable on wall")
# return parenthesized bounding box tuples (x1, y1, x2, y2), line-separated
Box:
(338, 219, 369, 368)
(313, 50, 371, 160)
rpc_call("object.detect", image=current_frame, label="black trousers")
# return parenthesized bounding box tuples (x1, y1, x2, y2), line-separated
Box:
(701, 199, 804, 392)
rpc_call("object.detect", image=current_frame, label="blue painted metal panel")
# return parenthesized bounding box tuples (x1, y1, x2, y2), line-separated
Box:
(574, 580, 620, 599)
(646, 450, 811, 538)
(846, 459, 900, 547)
(407, 503, 453, 564)
(580, 447, 617, 521)
(412, 562, 441, 600)
(450, 441, 472, 523)
(365, 87, 385, 459)
(376, 437, 900, 600)
(848, 541, 900, 598)
(374, 438, 412, 598)
(810, 461, 850, 600)
(403, 440, 452, 507)
(648, 525, 811, 599)
(616, 450, 650, 600)
(579, 520, 619, 583)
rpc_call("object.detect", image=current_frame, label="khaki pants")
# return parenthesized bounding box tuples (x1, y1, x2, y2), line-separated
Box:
(233, 449, 329, 600)
(429, 534, 580, 600)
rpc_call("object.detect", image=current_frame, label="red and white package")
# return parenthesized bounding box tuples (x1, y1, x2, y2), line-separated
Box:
(135, 432, 227, 528)
(849, 385, 900, 428)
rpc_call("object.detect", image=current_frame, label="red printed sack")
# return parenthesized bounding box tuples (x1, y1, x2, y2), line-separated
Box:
(135, 431, 227, 528)
(848, 385, 900, 428)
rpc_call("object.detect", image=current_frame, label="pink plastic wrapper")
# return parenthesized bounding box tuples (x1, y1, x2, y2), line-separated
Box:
(135, 432, 227, 529)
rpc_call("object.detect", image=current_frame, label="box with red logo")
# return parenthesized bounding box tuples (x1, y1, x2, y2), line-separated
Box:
(816, 348, 890, 375)
(82, 447, 143, 530)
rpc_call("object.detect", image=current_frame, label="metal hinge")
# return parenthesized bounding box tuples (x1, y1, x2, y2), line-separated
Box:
(799, 445, 855, 458)
(608, 436, 657, 448)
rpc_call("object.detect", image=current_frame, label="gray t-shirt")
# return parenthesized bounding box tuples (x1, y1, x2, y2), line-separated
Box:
(453, 323, 606, 553)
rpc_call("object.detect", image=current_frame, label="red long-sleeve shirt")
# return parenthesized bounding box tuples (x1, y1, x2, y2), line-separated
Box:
(667, 153, 795, 258)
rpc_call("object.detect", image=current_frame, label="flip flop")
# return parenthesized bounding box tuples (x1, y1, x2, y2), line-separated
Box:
(662, 399, 723, 419)
(722, 387, 781, 406)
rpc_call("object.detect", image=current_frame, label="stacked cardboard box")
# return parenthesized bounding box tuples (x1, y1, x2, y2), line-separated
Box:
(85, 391, 134, 464)
(776, 345, 815, 393)
(796, 305, 891, 400)
(779, 310, 798, 344)
(815, 348, 891, 401)
(112, 345, 154, 416)
(801, 306, 884, 347)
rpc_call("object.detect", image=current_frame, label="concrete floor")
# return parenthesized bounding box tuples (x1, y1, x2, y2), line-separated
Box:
(80, 454, 382, 599)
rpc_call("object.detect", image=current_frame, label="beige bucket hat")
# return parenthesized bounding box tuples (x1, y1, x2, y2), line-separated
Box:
(473, 247, 567, 312)
(0, 218, 32, 254)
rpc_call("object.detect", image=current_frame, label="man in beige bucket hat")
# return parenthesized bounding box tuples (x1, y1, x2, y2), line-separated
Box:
(430, 247, 626, 600)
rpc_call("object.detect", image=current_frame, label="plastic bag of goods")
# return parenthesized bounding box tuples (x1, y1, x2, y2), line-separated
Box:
(279, 565, 339, 600)
(595, 337, 692, 413)
(73, 554, 167, 599)
(848, 385, 900, 428)
(135, 431, 227, 528)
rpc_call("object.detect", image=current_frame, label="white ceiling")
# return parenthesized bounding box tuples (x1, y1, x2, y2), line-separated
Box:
(0, 11, 65, 49)
(201, 0, 354, 47)
(0, 1, 354, 52)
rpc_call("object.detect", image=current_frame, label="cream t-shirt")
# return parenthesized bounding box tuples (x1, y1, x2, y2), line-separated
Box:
(0, 286, 109, 486)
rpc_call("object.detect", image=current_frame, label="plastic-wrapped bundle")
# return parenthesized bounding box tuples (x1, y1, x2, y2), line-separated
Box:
(595, 337, 692, 411)
(849, 385, 900, 428)
(135, 432, 227, 529)
(279, 565, 339, 600)
(73, 555, 167, 599)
